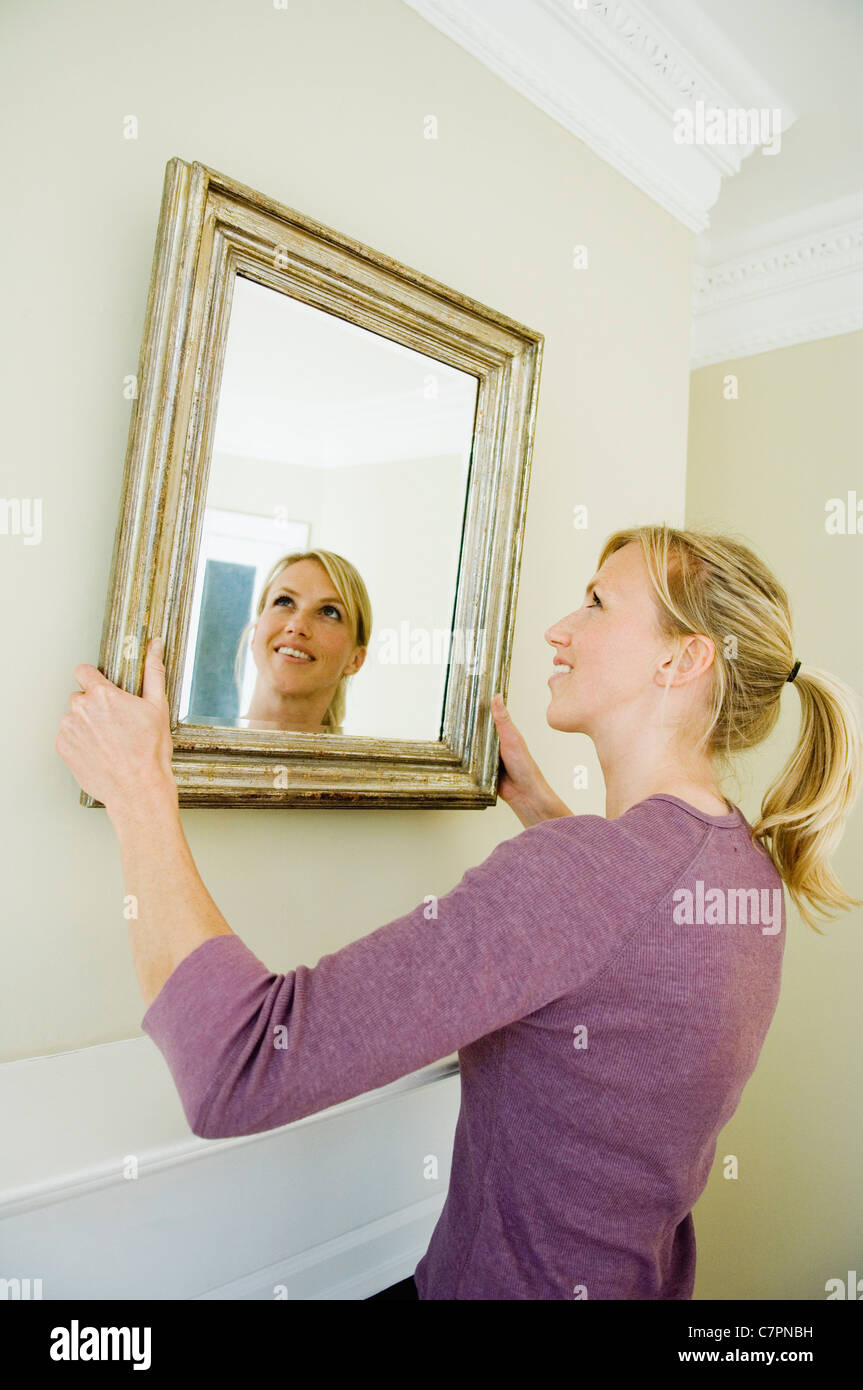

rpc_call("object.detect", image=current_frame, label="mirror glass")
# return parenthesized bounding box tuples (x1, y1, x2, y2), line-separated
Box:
(177, 272, 479, 740)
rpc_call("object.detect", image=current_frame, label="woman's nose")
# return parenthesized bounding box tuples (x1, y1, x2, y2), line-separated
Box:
(284, 612, 310, 632)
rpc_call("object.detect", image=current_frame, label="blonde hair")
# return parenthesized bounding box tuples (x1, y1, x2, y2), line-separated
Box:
(597, 523, 863, 934)
(234, 549, 372, 733)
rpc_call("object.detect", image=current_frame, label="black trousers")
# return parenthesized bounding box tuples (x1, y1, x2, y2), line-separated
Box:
(365, 1274, 419, 1300)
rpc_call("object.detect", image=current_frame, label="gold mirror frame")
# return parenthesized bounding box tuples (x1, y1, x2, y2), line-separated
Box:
(87, 157, 543, 809)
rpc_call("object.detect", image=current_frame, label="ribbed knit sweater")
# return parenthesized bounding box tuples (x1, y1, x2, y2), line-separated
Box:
(141, 793, 786, 1299)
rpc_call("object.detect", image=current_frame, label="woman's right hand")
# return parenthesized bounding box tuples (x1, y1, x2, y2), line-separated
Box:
(490, 693, 573, 828)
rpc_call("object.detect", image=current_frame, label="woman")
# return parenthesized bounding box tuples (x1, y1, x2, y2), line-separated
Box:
(235, 549, 371, 733)
(56, 524, 862, 1300)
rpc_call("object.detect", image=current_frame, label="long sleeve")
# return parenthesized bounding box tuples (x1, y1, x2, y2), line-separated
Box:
(140, 809, 684, 1139)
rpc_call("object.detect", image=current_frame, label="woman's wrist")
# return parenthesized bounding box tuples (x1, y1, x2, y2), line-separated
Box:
(538, 788, 573, 821)
(107, 772, 180, 834)
(516, 787, 573, 827)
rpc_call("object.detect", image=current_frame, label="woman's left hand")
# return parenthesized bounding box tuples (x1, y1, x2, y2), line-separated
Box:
(55, 638, 177, 813)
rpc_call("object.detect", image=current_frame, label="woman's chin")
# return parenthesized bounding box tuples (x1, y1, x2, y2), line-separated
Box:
(547, 702, 581, 733)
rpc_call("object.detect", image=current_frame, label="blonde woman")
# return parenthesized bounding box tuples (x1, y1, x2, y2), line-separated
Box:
(234, 549, 371, 734)
(56, 523, 862, 1300)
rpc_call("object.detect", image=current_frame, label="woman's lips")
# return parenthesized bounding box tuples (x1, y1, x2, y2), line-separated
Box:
(274, 648, 314, 663)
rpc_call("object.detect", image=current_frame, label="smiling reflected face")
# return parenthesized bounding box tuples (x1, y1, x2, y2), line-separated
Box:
(544, 542, 670, 736)
(246, 558, 366, 731)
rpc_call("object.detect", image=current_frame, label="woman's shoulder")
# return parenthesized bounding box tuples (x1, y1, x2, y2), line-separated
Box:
(511, 795, 748, 883)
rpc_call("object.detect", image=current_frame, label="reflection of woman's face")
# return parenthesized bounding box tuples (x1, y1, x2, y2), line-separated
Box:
(245, 559, 366, 732)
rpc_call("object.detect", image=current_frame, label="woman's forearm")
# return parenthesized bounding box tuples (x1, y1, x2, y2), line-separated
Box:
(108, 779, 235, 1010)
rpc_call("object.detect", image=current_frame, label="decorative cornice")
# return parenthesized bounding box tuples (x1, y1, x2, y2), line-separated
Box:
(691, 307, 863, 369)
(536, 0, 762, 179)
(401, 0, 796, 232)
(691, 201, 863, 365)
(693, 219, 863, 314)
(543, 0, 710, 105)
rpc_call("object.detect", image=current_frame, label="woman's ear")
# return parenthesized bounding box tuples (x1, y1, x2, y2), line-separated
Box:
(675, 634, 716, 681)
(345, 646, 367, 676)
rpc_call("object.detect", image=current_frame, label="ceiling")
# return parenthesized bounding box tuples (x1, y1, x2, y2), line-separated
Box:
(693, 0, 863, 249)
(402, 0, 863, 365)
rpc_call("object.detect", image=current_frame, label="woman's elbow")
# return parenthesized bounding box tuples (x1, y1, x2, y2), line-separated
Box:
(187, 1092, 303, 1139)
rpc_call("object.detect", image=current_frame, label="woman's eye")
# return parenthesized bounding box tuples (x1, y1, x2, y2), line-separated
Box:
(589, 590, 601, 608)
(273, 595, 341, 618)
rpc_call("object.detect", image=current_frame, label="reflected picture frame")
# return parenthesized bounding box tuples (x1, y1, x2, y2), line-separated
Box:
(88, 156, 543, 808)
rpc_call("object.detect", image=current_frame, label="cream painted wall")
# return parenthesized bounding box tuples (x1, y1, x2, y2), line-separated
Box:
(686, 331, 863, 1298)
(1, 0, 691, 1066)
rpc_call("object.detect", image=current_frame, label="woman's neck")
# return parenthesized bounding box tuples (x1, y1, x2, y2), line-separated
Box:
(603, 769, 729, 821)
(245, 681, 332, 732)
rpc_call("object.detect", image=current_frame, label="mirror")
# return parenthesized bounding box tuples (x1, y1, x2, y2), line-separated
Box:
(179, 274, 479, 740)
(90, 157, 542, 808)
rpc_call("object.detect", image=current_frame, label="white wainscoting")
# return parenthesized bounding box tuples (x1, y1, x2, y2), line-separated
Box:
(0, 1037, 461, 1300)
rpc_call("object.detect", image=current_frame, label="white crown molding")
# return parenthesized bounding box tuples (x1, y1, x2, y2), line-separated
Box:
(691, 201, 863, 366)
(401, 0, 797, 232)
(693, 191, 863, 267)
(691, 306, 863, 369)
(536, 0, 787, 180)
(693, 220, 863, 313)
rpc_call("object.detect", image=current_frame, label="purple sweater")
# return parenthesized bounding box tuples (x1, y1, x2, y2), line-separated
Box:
(141, 794, 785, 1299)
